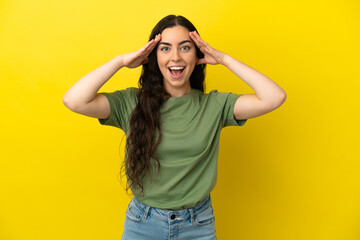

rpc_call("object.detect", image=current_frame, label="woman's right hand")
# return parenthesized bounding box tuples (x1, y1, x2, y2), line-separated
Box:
(120, 34, 161, 68)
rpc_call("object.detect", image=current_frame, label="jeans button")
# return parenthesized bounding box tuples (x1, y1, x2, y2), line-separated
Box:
(170, 214, 176, 220)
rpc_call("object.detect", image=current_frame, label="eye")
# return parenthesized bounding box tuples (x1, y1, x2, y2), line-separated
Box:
(181, 46, 190, 51)
(160, 47, 170, 52)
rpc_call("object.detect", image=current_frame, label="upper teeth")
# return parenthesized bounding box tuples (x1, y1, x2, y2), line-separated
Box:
(169, 67, 184, 70)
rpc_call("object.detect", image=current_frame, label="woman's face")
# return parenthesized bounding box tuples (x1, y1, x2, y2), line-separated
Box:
(156, 25, 198, 96)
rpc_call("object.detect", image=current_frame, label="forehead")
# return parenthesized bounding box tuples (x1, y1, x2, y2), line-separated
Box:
(160, 25, 191, 42)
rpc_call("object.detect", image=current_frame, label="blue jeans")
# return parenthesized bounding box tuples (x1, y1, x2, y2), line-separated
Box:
(121, 194, 217, 240)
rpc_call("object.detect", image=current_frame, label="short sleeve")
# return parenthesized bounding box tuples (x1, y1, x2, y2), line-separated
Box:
(98, 87, 138, 130)
(223, 93, 247, 127)
(211, 90, 247, 128)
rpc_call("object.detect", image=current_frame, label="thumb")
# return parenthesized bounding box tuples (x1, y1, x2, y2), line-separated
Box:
(142, 57, 149, 65)
(196, 58, 207, 65)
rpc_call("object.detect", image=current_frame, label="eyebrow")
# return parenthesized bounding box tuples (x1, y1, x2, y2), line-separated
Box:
(158, 40, 192, 46)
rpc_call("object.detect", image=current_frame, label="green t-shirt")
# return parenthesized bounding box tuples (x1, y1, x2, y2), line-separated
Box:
(98, 87, 247, 210)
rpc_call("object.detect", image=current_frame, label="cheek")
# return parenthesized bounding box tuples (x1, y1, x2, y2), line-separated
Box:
(156, 56, 167, 75)
(188, 50, 198, 63)
(187, 54, 197, 66)
(156, 53, 167, 66)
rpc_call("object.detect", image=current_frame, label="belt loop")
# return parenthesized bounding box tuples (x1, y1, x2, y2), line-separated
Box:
(189, 208, 195, 224)
(143, 206, 151, 219)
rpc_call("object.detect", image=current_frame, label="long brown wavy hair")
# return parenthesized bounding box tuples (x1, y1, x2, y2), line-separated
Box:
(122, 15, 206, 196)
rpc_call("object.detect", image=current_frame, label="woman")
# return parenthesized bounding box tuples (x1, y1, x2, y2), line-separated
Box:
(63, 15, 286, 240)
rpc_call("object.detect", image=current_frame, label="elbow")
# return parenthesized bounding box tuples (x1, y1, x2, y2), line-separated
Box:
(279, 90, 287, 105)
(62, 95, 77, 111)
(268, 90, 287, 110)
(275, 90, 287, 108)
(62, 95, 71, 108)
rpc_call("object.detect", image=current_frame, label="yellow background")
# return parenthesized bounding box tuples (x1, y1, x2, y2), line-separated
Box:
(1, 0, 359, 239)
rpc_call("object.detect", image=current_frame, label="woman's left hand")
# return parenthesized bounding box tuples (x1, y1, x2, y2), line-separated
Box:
(189, 31, 227, 65)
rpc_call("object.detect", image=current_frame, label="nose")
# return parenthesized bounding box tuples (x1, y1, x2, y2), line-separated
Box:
(171, 49, 181, 61)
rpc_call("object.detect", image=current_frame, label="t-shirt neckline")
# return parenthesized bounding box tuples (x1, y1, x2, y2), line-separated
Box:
(166, 88, 198, 104)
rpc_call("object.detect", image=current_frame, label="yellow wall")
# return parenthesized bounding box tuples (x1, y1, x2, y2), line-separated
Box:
(1, 0, 359, 239)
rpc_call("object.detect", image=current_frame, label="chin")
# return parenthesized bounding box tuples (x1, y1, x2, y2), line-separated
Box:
(164, 78, 190, 90)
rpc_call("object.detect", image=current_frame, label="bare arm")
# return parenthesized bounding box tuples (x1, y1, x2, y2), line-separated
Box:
(62, 55, 124, 109)
(62, 55, 124, 119)
(62, 34, 161, 119)
(189, 31, 286, 120)
(222, 55, 287, 120)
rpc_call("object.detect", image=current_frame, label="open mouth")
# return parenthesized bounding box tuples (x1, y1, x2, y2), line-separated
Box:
(168, 66, 185, 78)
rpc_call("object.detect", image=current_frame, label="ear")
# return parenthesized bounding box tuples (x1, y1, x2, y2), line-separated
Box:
(196, 58, 206, 65)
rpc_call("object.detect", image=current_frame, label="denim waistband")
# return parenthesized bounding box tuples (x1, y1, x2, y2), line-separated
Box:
(130, 195, 212, 223)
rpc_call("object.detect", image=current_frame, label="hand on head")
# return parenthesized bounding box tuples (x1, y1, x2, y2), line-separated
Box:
(121, 29, 226, 68)
(189, 31, 226, 65)
(121, 34, 162, 68)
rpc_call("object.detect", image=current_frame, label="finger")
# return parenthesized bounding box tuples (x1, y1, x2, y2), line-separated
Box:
(144, 34, 162, 55)
(150, 34, 161, 45)
(139, 39, 155, 53)
(137, 34, 161, 60)
(190, 31, 203, 43)
(192, 31, 210, 49)
(144, 34, 161, 49)
(143, 34, 161, 52)
(138, 41, 156, 57)
(149, 34, 161, 50)
(190, 32, 207, 50)
(189, 31, 201, 47)
(155, 33, 162, 42)
(143, 41, 157, 56)
(193, 31, 205, 43)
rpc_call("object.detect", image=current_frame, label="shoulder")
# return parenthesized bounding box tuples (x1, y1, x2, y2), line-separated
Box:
(113, 87, 139, 95)
(107, 87, 139, 100)
(201, 89, 236, 105)
(101, 87, 139, 107)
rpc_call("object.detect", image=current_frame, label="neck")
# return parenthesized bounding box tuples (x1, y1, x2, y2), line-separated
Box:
(165, 85, 192, 98)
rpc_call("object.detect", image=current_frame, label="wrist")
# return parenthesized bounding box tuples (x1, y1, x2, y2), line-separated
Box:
(221, 54, 233, 67)
(115, 55, 125, 68)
